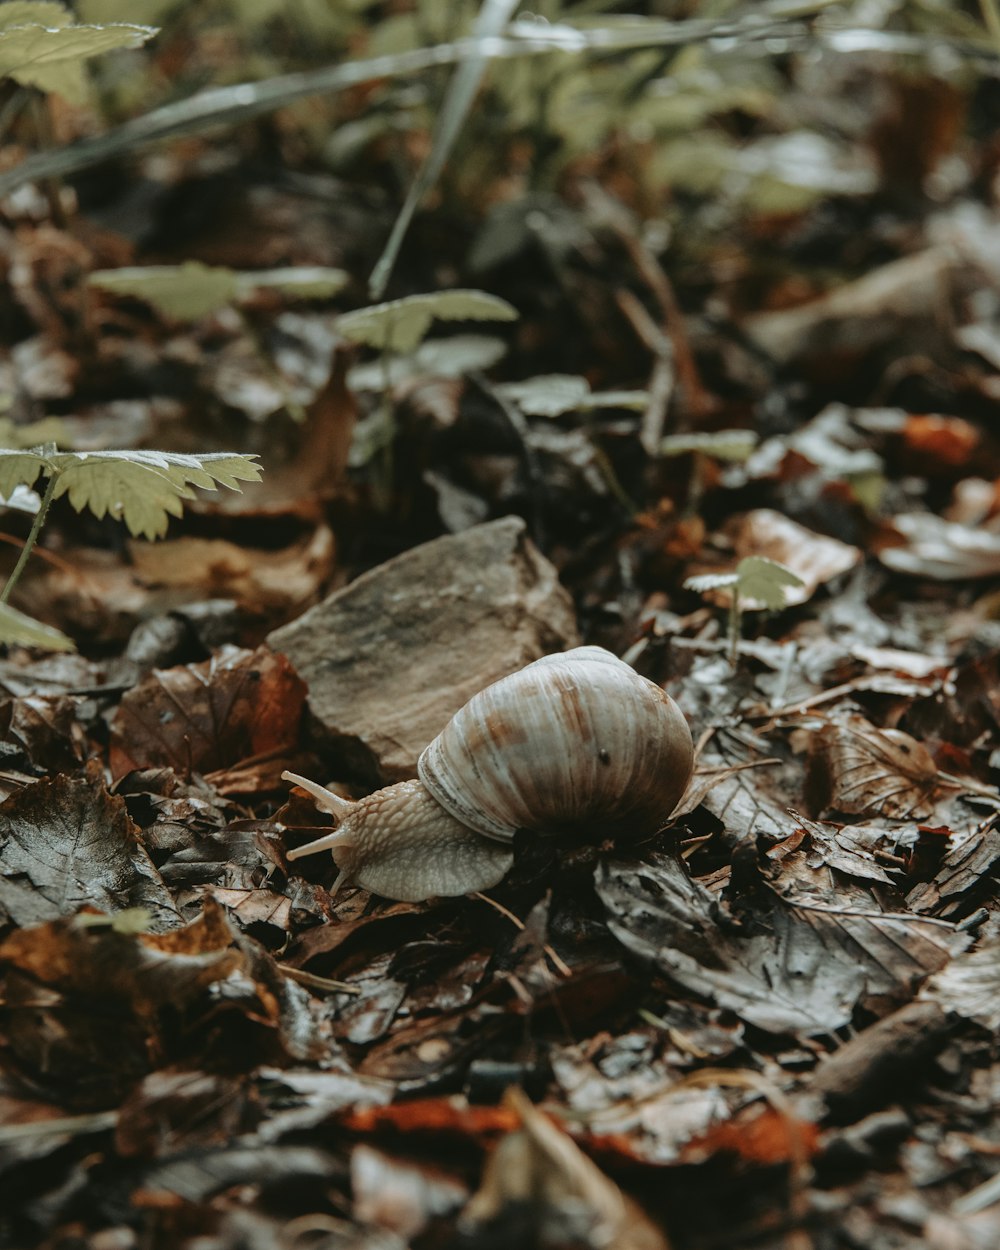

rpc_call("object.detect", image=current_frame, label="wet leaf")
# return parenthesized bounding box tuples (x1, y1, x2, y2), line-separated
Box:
(109, 645, 306, 780)
(0, 772, 177, 931)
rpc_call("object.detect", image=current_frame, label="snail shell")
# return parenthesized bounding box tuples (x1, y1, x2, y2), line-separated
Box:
(418, 646, 692, 843)
(284, 645, 693, 900)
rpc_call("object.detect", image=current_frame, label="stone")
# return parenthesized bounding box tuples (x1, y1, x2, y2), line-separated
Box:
(267, 517, 579, 782)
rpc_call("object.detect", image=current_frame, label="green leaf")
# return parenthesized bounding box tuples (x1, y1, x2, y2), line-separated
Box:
(89, 263, 240, 321)
(46, 450, 262, 540)
(734, 556, 805, 611)
(337, 290, 518, 354)
(660, 430, 759, 462)
(0, 449, 261, 541)
(75, 907, 152, 933)
(0, 9, 156, 104)
(347, 334, 507, 391)
(234, 266, 349, 300)
(0, 602, 74, 651)
(683, 571, 739, 595)
(0, 450, 47, 498)
(497, 374, 591, 417)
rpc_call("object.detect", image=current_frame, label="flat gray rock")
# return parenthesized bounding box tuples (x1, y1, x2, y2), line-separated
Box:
(268, 517, 579, 781)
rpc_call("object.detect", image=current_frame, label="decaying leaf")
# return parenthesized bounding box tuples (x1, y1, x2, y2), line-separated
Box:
(598, 854, 963, 1036)
(0, 771, 177, 931)
(810, 715, 942, 820)
(109, 645, 306, 780)
(463, 1087, 668, 1250)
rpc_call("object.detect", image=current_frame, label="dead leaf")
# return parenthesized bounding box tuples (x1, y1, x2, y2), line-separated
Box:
(879, 513, 1000, 580)
(0, 771, 178, 931)
(463, 1087, 669, 1250)
(109, 645, 306, 780)
(598, 854, 963, 1035)
(809, 715, 942, 820)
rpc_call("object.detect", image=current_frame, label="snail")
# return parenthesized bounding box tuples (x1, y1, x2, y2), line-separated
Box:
(282, 645, 693, 902)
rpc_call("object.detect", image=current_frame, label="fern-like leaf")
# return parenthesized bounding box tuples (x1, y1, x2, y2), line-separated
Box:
(0, 448, 262, 540)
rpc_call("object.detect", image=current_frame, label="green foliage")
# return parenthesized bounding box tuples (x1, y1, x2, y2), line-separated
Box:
(497, 374, 648, 417)
(337, 290, 518, 354)
(685, 556, 805, 663)
(0, 447, 261, 652)
(88, 263, 348, 321)
(0, 2, 156, 104)
(660, 430, 759, 462)
(0, 448, 261, 541)
(74, 907, 153, 933)
(0, 601, 74, 651)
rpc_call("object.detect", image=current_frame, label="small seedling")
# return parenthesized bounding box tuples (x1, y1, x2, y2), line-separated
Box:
(685, 555, 804, 665)
(337, 289, 517, 502)
(0, 445, 261, 651)
(660, 429, 758, 514)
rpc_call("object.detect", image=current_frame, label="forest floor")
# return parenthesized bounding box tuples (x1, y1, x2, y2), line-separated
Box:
(2, 5, 1000, 1250)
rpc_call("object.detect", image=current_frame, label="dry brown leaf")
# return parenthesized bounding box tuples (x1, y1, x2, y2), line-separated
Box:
(109, 645, 306, 781)
(728, 509, 861, 604)
(463, 1087, 668, 1250)
(811, 715, 942, 820)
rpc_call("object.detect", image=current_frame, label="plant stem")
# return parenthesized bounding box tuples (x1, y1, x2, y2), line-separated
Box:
(728, 595, 741, 666)
(0, 470, 59, 606)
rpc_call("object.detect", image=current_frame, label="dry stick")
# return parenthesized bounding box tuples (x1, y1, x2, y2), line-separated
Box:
(614, 287, 674, 455)
(282, 966, 361, 996)
(0, 15, 821, 197)
(472, 891, 572, 978)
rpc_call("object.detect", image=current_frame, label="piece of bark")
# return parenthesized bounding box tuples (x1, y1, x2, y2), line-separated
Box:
(806, 1001, 954, 1123)
(267, 517, 579, 782)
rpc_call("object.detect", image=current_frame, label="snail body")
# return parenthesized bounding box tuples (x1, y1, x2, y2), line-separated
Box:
(284, 646, 693, 902)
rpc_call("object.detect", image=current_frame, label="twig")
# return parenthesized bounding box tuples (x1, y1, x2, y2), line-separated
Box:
(472, 891, 572, 977)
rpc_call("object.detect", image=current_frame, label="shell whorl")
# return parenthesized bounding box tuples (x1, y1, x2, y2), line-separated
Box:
(416, 646, 692, 843)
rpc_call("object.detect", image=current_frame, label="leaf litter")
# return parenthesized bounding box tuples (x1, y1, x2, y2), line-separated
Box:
(4, 7, 1000, 1250)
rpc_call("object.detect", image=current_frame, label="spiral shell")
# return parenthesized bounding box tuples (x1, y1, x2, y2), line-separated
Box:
(416, 646, 693, 843)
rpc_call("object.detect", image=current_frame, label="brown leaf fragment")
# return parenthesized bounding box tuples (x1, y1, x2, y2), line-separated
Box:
(684, 1105, 820, 1166)
(109, 644, 306, 780)
(810, 715, 942, 820)
(352, 1144, 468, 1242)
(920, 924, 1000, 1032)
(728, 509, 861, 605)
(879, 513, 1000, 580)
(463, 1087, 668, 1250)
(115, 1070, 253, 1159)
(907, 822, 1000, 918)
(0, 772, 178, 931)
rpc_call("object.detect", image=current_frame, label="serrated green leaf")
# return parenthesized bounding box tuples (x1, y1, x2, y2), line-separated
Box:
(734, 556, 805, 611)
(0, 450, 48, 498)
(337, 290, 518, 354)
(661, 430, 759, 462)
(497, 374, 591, 417)
(235, 266, 349, 300)
(0, 18, 156, 104)
(36, 450, 261, 540)
(0, 602, 74, 651)
(88, 263, 240, 321)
